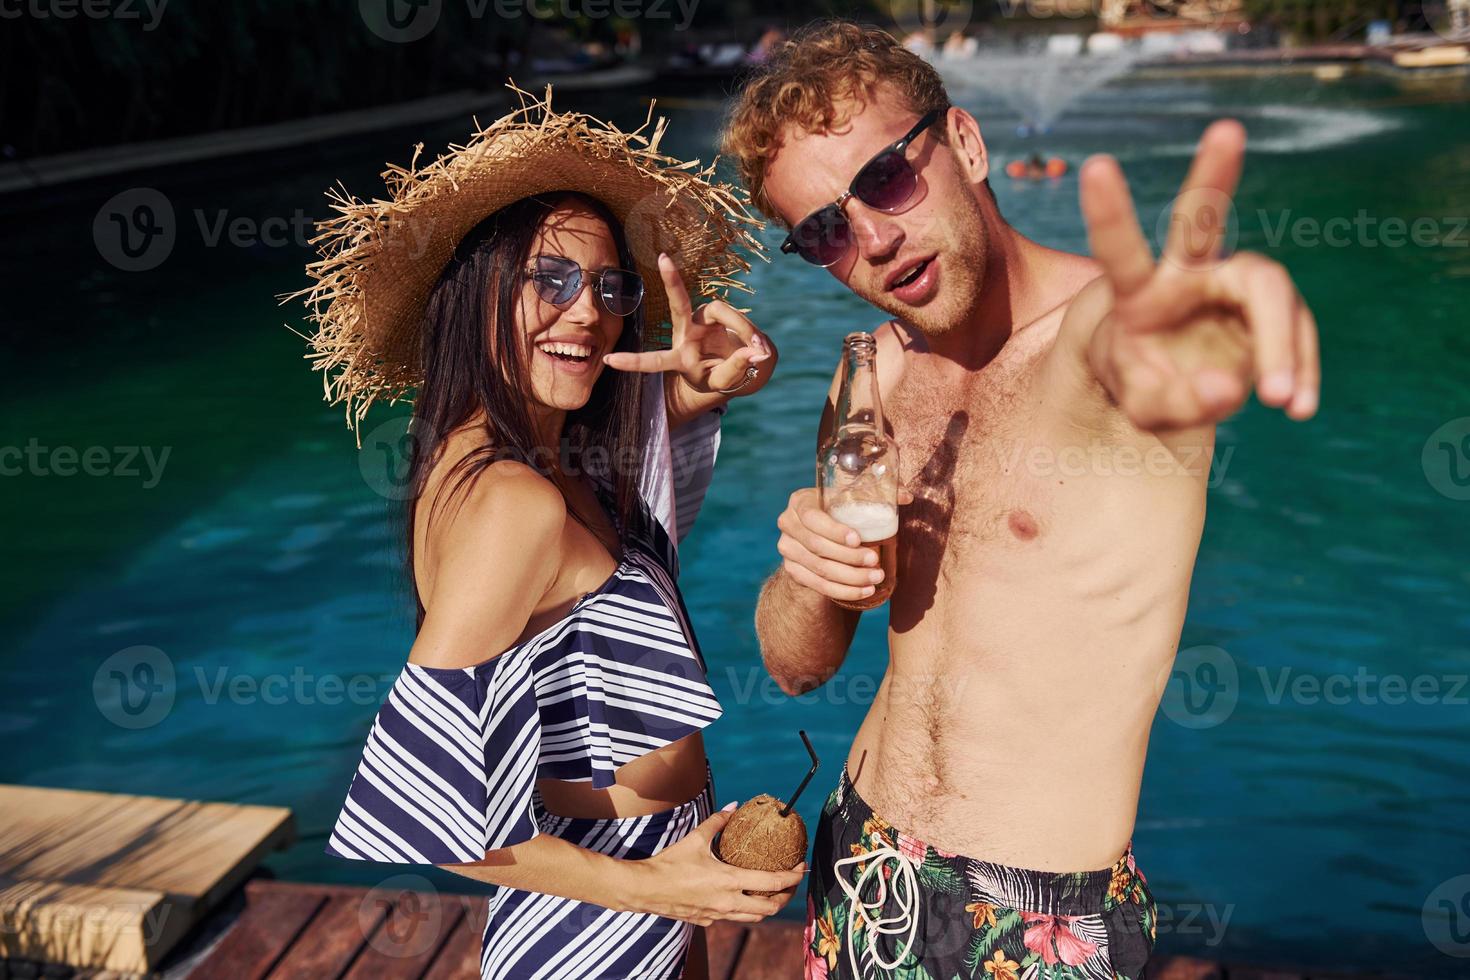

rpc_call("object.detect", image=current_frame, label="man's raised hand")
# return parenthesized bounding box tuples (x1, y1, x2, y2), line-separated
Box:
(1079, 120, 1320, 431)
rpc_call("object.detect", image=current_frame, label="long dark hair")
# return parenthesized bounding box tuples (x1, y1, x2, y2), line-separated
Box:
(404, 192, 646, 628)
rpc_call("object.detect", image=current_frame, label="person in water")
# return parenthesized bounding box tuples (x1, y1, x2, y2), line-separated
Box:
(1007, 152, 1069, 180)
(722, 20, 1319, 979)
(300, 87, 803, 980)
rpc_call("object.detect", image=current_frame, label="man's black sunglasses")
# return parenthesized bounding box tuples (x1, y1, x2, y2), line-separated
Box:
(779, 108, 944, 268)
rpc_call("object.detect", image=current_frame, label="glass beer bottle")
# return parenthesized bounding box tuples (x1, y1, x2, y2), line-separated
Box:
(818, 332, 899, 611)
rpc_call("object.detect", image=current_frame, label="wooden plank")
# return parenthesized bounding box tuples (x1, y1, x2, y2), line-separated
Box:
(0, 877, 181, 973)
(183, 884, 1404, 980)
(267, 892, 387, 980)
(730, 920, 803, 980)
(0, 784, 294, 909)
(0, 785, 294, 973)
(1148, 956, 1225, 980)
(422, 896, 486, 980)
(343, 886, 467, 980)
(704, 921, 748, 980)
(186, 880, 324, 980)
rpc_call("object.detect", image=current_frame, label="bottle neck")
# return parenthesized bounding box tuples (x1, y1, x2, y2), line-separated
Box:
(837, 337, 883, 435)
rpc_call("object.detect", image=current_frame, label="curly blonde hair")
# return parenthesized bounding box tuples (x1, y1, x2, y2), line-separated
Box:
(722, 20, 954, 225)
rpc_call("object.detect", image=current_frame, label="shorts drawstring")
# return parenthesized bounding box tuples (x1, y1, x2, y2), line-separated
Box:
(832, 843, 920, 974)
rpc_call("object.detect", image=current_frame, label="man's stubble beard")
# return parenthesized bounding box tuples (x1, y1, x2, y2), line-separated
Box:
(870, 188, 989, 340)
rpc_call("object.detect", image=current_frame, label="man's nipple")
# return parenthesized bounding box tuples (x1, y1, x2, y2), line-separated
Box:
(1007, 509, 1039, 541)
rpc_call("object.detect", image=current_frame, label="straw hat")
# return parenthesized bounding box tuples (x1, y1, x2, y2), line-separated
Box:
(292, 83, 764, 439)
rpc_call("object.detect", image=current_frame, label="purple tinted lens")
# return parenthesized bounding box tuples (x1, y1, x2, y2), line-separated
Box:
(533, 256, 581, 305)
(599, 270, 644, 316)
(792, 207, 852, 266)
(853, 150, 917, 211)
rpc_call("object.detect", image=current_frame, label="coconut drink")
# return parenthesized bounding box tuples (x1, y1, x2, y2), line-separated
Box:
(713, 731, 819, 895)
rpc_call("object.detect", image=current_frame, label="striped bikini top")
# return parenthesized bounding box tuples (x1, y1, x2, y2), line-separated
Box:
(325, 389, 724, 866)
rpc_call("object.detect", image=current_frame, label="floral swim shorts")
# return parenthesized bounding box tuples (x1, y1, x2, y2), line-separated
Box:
(806, 767, 1157, 980)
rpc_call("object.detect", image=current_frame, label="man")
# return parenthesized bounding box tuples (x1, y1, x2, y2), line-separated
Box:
(722, 19, 1318, 980)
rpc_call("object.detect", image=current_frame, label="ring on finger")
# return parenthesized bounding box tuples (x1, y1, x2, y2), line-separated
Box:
(717, 364, 760, 394)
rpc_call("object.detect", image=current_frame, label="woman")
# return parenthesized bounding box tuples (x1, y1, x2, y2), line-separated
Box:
(298, 89, 803, 980)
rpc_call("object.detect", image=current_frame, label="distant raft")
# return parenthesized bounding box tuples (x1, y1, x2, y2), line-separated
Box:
(1006, 157, 1070, 181)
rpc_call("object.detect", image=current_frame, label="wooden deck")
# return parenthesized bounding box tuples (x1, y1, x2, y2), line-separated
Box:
(0, 784, 294, 974)
(183, 879, 802, 980)
(177, 879, 1401, 980)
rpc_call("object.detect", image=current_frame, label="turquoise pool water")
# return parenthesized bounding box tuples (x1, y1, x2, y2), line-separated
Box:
(2, 71, 1468, 973)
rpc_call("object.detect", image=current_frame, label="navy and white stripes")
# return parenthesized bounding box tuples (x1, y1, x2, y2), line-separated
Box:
(325, 530, 723, 865)
(481, 777, 714, 980)
(326, 395, 725, 978)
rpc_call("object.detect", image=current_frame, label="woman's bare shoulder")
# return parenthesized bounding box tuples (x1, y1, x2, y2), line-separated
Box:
(427, 457, 566, 552)
(409, 448, 568, 671)
(422, 426, 566, 535)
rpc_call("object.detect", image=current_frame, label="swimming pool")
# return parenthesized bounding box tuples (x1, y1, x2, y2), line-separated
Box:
(2, 70, 1467, 974)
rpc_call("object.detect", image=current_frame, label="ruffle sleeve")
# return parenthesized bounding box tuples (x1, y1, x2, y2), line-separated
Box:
(324, 661, 541, 865)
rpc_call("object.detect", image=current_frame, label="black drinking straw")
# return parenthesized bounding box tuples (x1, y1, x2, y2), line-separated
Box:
(780, 730, 820, 817)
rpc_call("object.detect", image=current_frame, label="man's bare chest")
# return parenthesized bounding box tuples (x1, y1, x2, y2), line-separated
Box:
(883, 354, 1055, 544)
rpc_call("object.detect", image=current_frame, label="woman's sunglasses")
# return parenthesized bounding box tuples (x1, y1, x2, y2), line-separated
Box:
(525, 254, 645, 317)
(780, 108, 944, 268)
